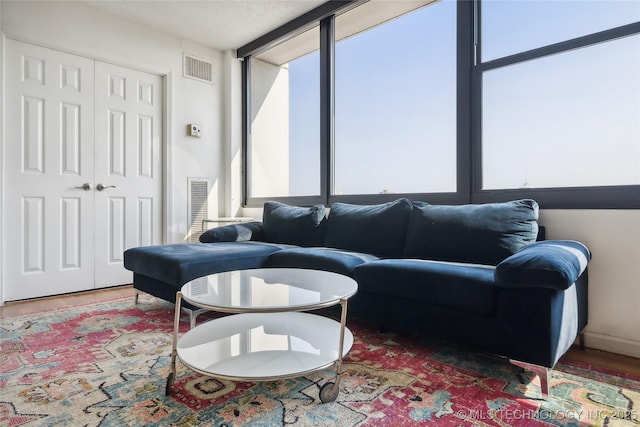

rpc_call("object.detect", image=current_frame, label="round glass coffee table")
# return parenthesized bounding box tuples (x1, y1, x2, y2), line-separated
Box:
(166, 268, 358, 403)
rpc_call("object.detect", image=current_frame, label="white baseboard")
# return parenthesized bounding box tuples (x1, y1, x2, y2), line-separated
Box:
(582, 331, 640, 359)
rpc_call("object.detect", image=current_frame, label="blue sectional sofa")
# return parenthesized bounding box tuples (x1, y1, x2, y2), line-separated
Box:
(124, 198, 591, 398)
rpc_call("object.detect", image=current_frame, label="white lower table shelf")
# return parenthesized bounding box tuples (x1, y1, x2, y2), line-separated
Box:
(177, 312, 353, 381)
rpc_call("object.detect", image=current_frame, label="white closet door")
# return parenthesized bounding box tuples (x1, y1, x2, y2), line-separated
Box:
(4, 40, 96, 300)
(3, 41, 163, 300)
(93, 62, 163, 288)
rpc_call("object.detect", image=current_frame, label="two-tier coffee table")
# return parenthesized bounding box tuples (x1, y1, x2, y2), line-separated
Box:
(166, 268, 358, 403)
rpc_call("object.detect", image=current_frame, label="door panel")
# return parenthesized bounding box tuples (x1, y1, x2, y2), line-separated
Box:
(5, 40, 95, 300)
(94, 62, 162, 288)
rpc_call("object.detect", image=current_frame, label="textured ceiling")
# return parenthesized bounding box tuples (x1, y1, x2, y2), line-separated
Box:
(80, 0, 326, 51)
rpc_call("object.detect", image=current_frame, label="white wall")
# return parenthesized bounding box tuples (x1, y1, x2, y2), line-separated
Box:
(250, 59, 290, 197)
(539, 210, 640, 358)
(0, 0, 238, 244)
(220, 50, 244, 217)
(0, 1, 5, 306)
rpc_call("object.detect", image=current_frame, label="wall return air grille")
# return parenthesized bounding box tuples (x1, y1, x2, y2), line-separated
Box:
(188, 178, 209, 243)
(183, 54, 213, 83)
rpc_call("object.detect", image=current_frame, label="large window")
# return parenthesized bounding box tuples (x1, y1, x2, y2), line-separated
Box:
(482, 35, 640, 190)
(479, 1, 640, 196)
(243, 0, 455, 205)
(239, 0, 640, 208)
(334, 1, 456, 195)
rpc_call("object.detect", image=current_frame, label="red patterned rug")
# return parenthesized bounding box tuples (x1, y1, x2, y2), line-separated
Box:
(1, 295, 638, 426)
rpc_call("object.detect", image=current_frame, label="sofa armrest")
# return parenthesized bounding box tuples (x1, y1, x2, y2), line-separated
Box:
(199, 221, 265, 243)
(495, 240, 591, 290)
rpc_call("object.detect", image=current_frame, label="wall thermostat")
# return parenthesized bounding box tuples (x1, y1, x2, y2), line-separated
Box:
(188, 124, 202, 138)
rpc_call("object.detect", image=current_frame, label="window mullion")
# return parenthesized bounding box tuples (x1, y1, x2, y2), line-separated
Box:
(242, 58, 251, 206)
(459, 0, 475, 202)
(479, 21, 640, 72)
(320, 16, 334, 205)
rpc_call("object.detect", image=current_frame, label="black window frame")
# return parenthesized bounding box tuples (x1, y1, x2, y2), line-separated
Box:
(239, 0, 640, 209)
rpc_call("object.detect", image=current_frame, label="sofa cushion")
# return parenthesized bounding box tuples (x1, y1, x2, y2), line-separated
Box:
(354, 259, 497, 316)
(265, 247, 380, 277)
(403, 199, 539, 265)
(124, 241, 289, 286)
(495, 240, 591, 290)
(262, 201, 326, 247)
(325, 198, 412, 257)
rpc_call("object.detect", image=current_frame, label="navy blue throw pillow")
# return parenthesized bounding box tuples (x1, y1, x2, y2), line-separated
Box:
(325, 198, 412, 257)
(262, 201, 326, 247)
(199, 222, 265, 243)
(403, 199, 539, 265)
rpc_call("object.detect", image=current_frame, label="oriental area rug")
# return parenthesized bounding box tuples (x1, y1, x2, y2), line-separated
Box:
(1, 296, 639, 427)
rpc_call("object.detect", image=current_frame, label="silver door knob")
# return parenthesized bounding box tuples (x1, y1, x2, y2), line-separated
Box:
(96, 183, 116, 191)
(75, 183, 92, 191)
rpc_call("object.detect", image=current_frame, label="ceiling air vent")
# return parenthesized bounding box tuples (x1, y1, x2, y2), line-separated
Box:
(183, 53, 213, 83)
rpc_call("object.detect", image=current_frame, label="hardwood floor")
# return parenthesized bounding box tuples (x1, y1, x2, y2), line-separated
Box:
(2, 286, 639, 377)
(563, 346, 640, 376)
(0, 285, 136, 317)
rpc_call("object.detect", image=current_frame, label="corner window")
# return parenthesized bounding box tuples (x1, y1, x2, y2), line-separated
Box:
(240, 0, 640, 208)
